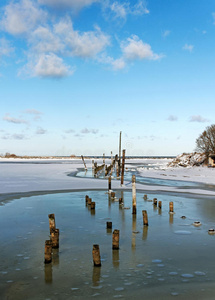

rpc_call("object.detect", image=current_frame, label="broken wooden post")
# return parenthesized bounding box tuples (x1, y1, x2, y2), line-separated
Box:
(121, 149, 126, 185)
(48, 214, 56, 234)
(169, 201, 174, 213)
(153, 198, 157, 206)
(91, 202, 96, 210)
(108, 176, 111, 192)
(92, 244, 101, 267)
(103, 153, 105, 165)
(112, 229, 120, 250)
(81, 155, 87, 171)
(44, 240, 52, 264)
(119, 198, 123, 205)
(92, 160, 94, 169)
(51, 229, 59, 249)
(85, 195, 89, 205)
(143, 194, 148, 201)
(88, 198, 92, 205)
(158, 201, 162, 209)
(132, 175, 136, 214)
(106, 221, 112, 229)
(142, 210, 148, 226)
(111, 192, 115, 199)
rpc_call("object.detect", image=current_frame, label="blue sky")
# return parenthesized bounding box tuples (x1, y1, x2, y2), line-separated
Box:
(0, 0, 215, 156)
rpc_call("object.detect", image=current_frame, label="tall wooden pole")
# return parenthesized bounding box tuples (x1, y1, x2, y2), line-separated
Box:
(121, 149, 126, 185)
(132, 175, 136, 214)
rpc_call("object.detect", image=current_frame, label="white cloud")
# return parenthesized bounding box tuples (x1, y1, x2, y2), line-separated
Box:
(0, 38, 14, 57)
(0, 0, 47, 35)
(110, 2, 127, 19)
(36, 127, 46, 134)
(162, 30, 171, 38)
(132, 1, 149, 15)
(183, 44, 194, 52)
(189, 115, 209, 123)
(24, 53, 72, 78)
(38, 0, 99, 10)
(30, 26, 64, 53)
(81, 128, 99, 134)
(65, 129, 75, 133)
(212, 12, 215, 24)
(55, 20, 110, 58)
(121, 35, 163, 61)
(24, 109, 42, 115)
(167, 115, 178, 121)
(3, 114, 28, 124)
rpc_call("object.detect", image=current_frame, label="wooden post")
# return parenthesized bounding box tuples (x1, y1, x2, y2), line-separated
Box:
(44, 240, 52, 264)
(106, 221, 112, 229)
(132, 175, 136, 214)
(169, 201, 174, 213)
(88, 198, 92, 206)
(103, 153, 105, 165)
(91, 202, 96, 210)
(81, 155, 87, 171)
(111, 151, 113, 165)
(92, 160, 94, 169)
(119, 131, 122, 172)
(153, 198, 157, 206)
(121, 149, 126, 185)
(108, 176, 111, 192)
(142, 210, 148, 226)
(111, 192, 115, 199)
(92, 244, 101, 267)
(85, 195, 89, 205)
(158, 201, 162, 209)
(112, 229, 120, 250)
(48, 214, 56, 234)
(51, 229, 59, 249)
(143, 194, 148, 201)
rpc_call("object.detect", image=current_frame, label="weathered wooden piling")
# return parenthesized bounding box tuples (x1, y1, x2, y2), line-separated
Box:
(108, 176, 111, 192)
(106, 221, 112, 229)
(112, 229, 120, 250)
(132, 175, 136, 214)
(44, 240, 52, 264)
(169, 201, 174, 213)
(81, 155, 87, 171)
(91, 202, 96, 210)
(158, 201, 162, 209)
(50, 228, 59, 249)
(143, 194, 148, 201)
(121, 149, 126, 185)
(111, 191, 115, 199)
(119, 198, 123, 205)
(85, 195, 89, 205)
(103, 153, 105, 165)
(92, 244, 101, 267)
(142, 210, 148, 226)
(92, 160, 94, 169)
(48, 214, 56, 234)
(88, 198, 92, 205)
(153, 198, 157, 206)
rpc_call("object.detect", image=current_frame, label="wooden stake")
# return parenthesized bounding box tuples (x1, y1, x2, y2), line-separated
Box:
(153, 198, 157, 206)
(106, 221, 112, 229)
(108, 176, 111, 192)
(169, 201, 174, 213)
(103, 153, 105, 165)
(121, 149, 126, 185)
(44, 240, 52, 264)
(132, 175, 136, 214)
(112, 229, 120, 250)
(92, 244, 101, 267)
(51, 228, 59, 249)
(85, 195, 89, 205)
(81, 155, 87, 171)
(88, 198, 92, 205)
(143, 194, 148, 201)
(158, 201, 162, 209)
(142, 210, 148, 226)
(111, 192, 115, 199)
(48, 214, 56, 234)
(91, 202, 96, 210)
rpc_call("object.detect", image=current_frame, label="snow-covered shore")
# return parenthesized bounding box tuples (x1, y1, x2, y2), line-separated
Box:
(0, 157, 215, 197)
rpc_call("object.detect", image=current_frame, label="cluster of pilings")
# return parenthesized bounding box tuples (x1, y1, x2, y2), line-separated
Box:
(44, 214, 60, 264)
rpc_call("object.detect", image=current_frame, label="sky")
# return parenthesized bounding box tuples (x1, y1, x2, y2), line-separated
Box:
(0, 0, 215, 157)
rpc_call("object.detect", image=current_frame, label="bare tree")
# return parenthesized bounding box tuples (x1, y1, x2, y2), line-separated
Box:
(196, 124, 215, 154)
